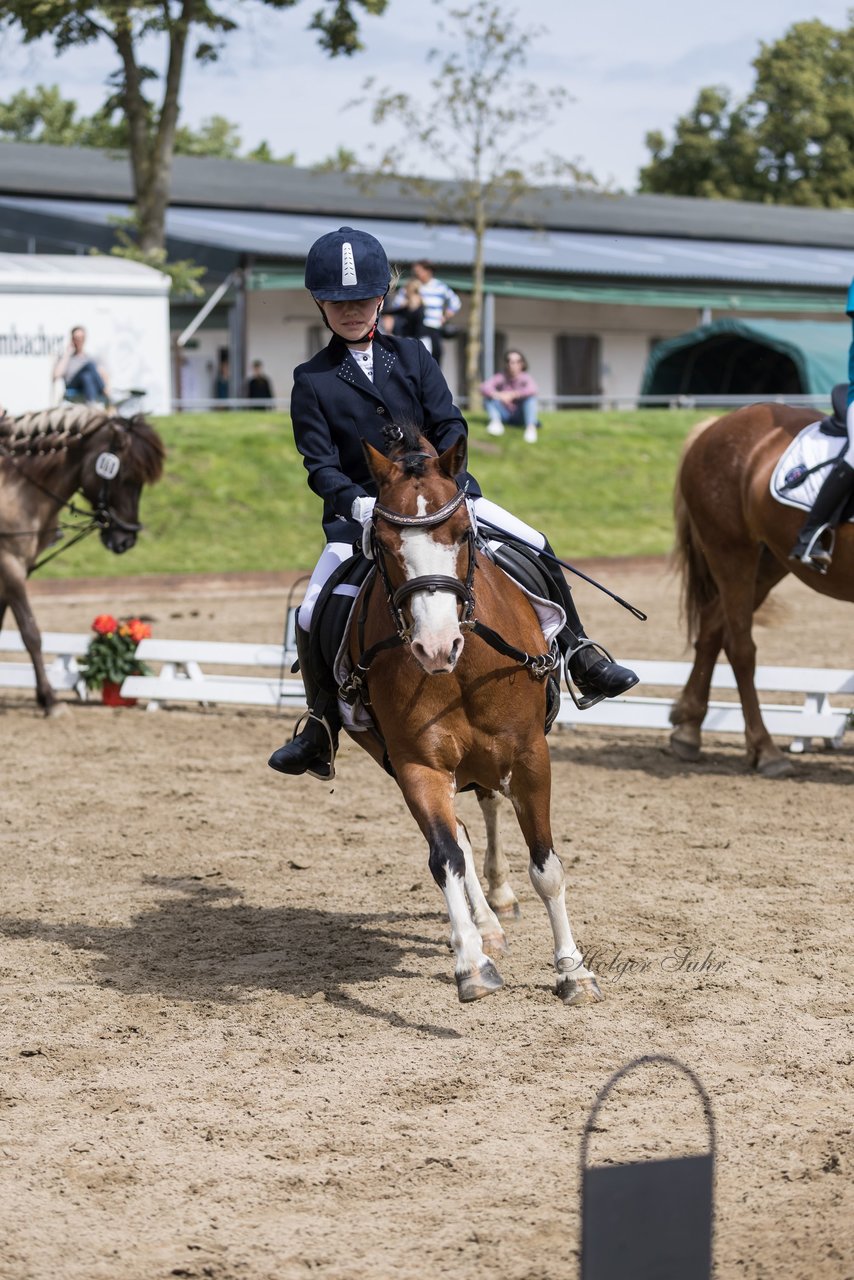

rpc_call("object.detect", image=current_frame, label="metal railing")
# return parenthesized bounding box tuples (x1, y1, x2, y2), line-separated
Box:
(170, 391, 835, 413)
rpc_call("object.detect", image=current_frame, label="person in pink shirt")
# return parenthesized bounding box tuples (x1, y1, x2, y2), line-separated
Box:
(481, 349, 540, 443)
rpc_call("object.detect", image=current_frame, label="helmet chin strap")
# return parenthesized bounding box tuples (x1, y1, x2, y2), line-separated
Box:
(314, 297, 385, 345)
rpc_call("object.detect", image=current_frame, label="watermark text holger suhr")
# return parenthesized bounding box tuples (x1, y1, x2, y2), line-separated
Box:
(575, 945, 728, 983)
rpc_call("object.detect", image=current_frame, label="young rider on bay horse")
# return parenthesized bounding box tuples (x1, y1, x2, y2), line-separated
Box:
(268, 226, 639, 781)
(789, 276, 854, 571)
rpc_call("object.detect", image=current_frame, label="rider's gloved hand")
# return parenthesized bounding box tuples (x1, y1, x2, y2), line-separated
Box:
(351, 495, 376, 558)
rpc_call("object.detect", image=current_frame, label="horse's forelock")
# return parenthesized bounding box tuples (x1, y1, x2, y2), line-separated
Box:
(119, 414, 165, 484)
(383, 421, 435, 477)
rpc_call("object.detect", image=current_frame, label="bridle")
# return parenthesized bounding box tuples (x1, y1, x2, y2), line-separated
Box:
(340, 475, 560, 707)
(371, 485, 477, 641)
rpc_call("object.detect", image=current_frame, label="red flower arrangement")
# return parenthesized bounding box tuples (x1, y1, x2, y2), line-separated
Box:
(79, 614, 153, 703)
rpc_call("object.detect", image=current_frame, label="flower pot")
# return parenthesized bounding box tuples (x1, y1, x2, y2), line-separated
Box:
(101, 680, 137, 707)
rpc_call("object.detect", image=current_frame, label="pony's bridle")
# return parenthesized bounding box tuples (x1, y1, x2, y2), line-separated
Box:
(371, 486, 476, 640)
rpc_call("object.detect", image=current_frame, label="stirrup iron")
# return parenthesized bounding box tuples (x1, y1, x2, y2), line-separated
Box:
(291, 708, 337, 781)
(564, 637, 613, 711)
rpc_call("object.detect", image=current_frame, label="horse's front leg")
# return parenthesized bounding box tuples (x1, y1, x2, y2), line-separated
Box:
(475, 786, 520, 919)
(398, 763, 504, 1003)
(507, 740, 602, 1007)
(2, 557, 56, 714)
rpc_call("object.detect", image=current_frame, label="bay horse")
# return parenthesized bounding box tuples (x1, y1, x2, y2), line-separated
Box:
(671, 402, 853, 777)
(0, 404, 165, 713)
(340, 425, 602, 1006)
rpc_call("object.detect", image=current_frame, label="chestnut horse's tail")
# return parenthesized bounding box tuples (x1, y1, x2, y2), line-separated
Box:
(672, 418, 720, 642)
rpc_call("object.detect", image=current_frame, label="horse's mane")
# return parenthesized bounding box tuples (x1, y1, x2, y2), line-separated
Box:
(0, 404, 164, 485)
(382, 421, 434, 477)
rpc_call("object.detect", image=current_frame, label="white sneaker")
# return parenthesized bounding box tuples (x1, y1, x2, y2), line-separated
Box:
(523, 423, 538, 443)
(486, 420, 505, 436)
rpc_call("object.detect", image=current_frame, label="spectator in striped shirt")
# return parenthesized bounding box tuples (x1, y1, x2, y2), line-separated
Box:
(411, 260, 461, 366)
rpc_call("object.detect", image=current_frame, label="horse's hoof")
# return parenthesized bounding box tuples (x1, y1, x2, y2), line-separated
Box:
(46, 702, 68, 719)
(491, 900, 521, 920)
(556, 975, 603, 1006)
(480, 930, 507, 958)
(756, 753, 795, 779)
(456, 959, 504, 1003)
(669, 728, 700, 762)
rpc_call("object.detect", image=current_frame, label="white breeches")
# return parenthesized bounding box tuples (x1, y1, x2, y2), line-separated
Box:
(298, 498, 544, 633)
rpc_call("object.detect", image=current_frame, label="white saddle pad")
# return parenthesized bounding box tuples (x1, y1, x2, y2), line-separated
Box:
(770, 420, 851, 513)
(333, 572, 565, 732)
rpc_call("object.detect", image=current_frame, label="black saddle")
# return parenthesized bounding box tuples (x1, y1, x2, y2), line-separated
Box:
(307, 552, 375, 694)
(479, 536, 562, 733)
(819, 383, 850, 437)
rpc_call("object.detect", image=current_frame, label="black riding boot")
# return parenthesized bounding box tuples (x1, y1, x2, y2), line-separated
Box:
(268, 625, 340, 780)
(789, 459, 854, 573)
(541, 540, 639, 710)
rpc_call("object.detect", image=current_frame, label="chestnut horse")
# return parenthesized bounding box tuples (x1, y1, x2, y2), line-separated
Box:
(340, 425, 602, 1006)
(0, 404, 164, 713)
(671, 402, 853, 777)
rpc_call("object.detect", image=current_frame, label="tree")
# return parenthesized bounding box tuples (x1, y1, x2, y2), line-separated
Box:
(0, 0, 387, 260)
(355, 0, 595, 410)
(639, 15, 854, 207)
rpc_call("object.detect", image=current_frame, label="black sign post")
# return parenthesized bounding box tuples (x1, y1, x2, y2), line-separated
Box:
(580, 1055, 715, 1280)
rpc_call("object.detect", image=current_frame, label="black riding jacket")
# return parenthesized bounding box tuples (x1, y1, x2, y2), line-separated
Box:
(291, 331, 481, 543)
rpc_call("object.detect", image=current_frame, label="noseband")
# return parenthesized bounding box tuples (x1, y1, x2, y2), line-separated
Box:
(371, 486, 476, 640)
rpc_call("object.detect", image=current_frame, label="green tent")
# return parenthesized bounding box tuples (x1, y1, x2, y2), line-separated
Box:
(641, 318, 850, 397)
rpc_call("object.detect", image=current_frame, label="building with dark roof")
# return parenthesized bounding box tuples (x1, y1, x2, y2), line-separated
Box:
(1, 141, 851, 407)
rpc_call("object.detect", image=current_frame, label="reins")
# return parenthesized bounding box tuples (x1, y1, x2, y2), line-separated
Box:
(340, 487, 560, 706)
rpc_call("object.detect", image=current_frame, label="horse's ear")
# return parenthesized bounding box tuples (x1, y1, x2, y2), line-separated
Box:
(436, 434, 467, 479)
(362, 438, 400, 486)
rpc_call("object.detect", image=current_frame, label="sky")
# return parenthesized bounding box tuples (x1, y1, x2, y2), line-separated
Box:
(0, 0, 851, 191)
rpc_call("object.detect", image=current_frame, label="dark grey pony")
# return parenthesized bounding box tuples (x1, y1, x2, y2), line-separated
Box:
(0, 404, 165, 713)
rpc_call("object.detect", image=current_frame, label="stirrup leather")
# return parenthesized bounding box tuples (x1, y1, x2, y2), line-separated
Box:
(290, 708, 338, 781)
(564, 637, 613, 711)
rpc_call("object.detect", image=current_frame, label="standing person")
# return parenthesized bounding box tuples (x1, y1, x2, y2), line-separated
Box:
(246, 359, 274, 408)
(267, 226, 638, 781)
(480, 350, 540, 443)
(53, 326, 112, 405)
(409, 259, 461, 366)
(789, 276, 854, 571)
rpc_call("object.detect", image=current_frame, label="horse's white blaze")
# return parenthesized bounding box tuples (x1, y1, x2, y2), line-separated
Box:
(400, 496, 462, 663)
(442, 869, 488, 976)
(528, 849, 592, 979)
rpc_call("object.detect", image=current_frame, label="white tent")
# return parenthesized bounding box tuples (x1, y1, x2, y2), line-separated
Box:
(0, 254, 171, 415)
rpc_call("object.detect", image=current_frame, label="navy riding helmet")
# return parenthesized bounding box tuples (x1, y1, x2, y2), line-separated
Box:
(304, 226, 391, 301)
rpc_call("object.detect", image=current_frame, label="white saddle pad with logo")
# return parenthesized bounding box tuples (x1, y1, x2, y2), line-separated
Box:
(770, 420, 851, 513)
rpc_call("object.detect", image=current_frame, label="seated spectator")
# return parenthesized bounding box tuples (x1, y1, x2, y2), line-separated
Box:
(53, 326, 112, 405)
(480, 349, 540, 443)
(247, 359, 274, 408)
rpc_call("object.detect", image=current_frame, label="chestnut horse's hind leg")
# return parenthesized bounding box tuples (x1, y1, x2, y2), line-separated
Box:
(670, 603, 725, 763)
(1, 556, 56, 714)
(456, 818, 507, 958)
(475, 787, 520, 919)
(507, 742, 602, 1007)
(398, 764, 504, 1003)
